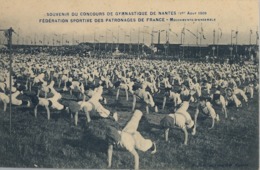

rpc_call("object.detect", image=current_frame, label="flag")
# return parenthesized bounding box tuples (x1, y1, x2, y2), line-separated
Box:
(233, 31, 238, 38)
(181, 27, 185, 35)
(218, 28, 222, 39)
(201, 26, 206, 39)
(4, 30, 10, 39)
(186, 29, 197, 38)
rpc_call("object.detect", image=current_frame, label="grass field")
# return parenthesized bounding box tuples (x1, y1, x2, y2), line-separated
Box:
(0, 84, 259, 170)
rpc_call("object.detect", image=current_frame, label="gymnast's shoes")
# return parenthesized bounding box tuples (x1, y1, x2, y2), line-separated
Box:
(151, 142, 157, 154)
(113, 112, 118, 122)
(103, 98, 107, 104)
(216, 114, 220, 122)
(27, 101, 31, 107)
(155, 106, 158, 113)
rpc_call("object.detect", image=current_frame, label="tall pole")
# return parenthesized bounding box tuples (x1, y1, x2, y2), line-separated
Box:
(235, 29, 238, 54)
(200, 29, 202, 58)
(124, 32, 126, 53)
(249, 29, 252, 45)
(99, 35, 101, 52)
(182, 26, 185, 58)
(34, 33, 37, 45)
(196, 27, 199, 57)
(157, 30, 160, 53)
(138, 27, 140, 55)
(165, 30, 168, 55)
(62, 34, 64, 46)
(151, 27, 154, 46)
(0, 28, 14, 134)
(105, 30, 107, 53)
(111, 32, 113, 52)
(8, 28, 13, 134)
(231, 30, 233, 45)
(106, 29, 111, 54)
(142, 27, 145, 53)
(217, 29, 219, 57)
(129, 29, 133, 53)
(17, 28, 20, 45)
(256, 27, 259, 46)
(73, 33, 75, 46)
(213, 29, 216, 45)
(43, 34, 46, 45)
(93, 31, 96, 52)
(117, 26, 120, 48)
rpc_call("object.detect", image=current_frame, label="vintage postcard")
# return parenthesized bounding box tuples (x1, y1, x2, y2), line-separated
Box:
(0, 0, 259, 169)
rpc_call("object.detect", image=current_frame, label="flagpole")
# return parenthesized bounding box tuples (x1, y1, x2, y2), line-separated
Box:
(249, 29, 252, 45)
(138, 27, 140, 56)
(200, 27, 202, 58)
(9, 28, 13, 134)
(213, 29, 215, 45)
(182, 29, 185, 58)
(151, 27, 154, 56)
(93, 31, 96, 53)
(0, 28, 14, 134)
(196, 27, 199, 58)
(124, 32, 126, 53)
(235, 29, 238, 54)
(17, 28, 20, 45)
(231, 30, 233, 45)
(142, 27, 145, 53)
(167, 23, 170, 56)
(165, 30, 168, 55)
(130, 29, 133, 53)
(255, 27, 259, 46)
(217, 29, 219, 57)
(157, 30, 160, 53)
(99, 35, 101, 53)
(34, 33, 36, 45)
(117, 26, 120, 48)
(43, 34, 45, 45)
(111, 32, 113, 52)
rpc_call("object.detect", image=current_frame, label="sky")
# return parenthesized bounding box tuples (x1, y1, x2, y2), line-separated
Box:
(0, 0, 259, 45)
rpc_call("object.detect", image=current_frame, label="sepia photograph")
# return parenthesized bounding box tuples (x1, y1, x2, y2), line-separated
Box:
(0, 0, 259, 169)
